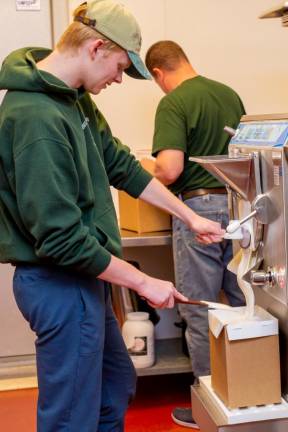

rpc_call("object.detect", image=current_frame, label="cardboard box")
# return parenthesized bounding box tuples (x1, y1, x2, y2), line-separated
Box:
(118, 190, 171, 233)
(209, 306, 281, 409)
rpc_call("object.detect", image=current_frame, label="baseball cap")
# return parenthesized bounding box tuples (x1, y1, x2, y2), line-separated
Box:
(75, 0, 151, 80)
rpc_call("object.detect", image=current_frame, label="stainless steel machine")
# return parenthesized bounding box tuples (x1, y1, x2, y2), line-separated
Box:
(188, 4, 288, 430)
(190, 114, 288, 431)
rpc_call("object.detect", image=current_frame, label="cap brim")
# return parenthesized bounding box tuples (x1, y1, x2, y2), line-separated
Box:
(125, 51, 152, 80)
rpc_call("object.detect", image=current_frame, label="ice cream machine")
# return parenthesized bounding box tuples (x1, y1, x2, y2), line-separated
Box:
(190, 114, 288, 431)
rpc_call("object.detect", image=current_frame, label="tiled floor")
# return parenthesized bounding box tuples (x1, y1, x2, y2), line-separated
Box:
(0, 373, 195, 431)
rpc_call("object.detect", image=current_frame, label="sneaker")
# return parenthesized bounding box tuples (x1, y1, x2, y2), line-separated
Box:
(171, 407, 199, 429)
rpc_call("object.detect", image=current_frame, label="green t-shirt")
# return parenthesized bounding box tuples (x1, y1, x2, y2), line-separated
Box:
(152, 75, 245, 194)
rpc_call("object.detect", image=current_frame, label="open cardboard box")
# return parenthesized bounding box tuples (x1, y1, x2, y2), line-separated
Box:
(118, 158, 171, 233)
(209, 306, 281, 409)
(118, 191, 171, 233)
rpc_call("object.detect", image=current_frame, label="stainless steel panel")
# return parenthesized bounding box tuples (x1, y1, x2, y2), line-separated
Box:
(228, 143, 288, 398)
(120, 229, 172, 247)
(241, 114, 288, 122)
(192, 385, 288, 432)
(254, 287, 288, 399)
(190, 155, 254, 200)
(259, 149, 288, 305)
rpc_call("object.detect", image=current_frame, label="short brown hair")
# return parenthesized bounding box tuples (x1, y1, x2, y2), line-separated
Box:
(57, 3, 119, 53)
(145, 41, 189, 76)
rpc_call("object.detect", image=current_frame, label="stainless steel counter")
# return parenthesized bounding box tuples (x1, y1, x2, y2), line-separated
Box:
(120, 229, 172, 247)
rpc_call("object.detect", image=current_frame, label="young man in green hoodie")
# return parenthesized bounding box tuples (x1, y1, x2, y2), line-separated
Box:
(0, 2, 224, 431)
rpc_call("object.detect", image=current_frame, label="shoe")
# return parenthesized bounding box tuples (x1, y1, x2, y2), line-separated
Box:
(171, 407, 199, 429)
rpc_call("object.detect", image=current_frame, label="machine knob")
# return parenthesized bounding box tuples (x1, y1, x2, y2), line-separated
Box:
(250, 270, 274, 286)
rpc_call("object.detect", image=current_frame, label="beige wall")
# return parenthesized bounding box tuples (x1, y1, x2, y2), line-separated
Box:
(165, 0, 288, 115)
(0, 0, 52, 104)
(90, 0, 288, 155)
(1, 0, 286, 153)
(0, 0, 54, 356)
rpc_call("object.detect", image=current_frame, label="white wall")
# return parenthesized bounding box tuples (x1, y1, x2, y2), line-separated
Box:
(0, 0, 54, 356)
(2, 0, 284, 164)
(87, 0, 288, 156)
(165, 0, 288, 115)
(0, 0, 52, 104)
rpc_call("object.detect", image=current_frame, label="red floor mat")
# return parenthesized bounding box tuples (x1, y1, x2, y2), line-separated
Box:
(0, 373, 195, 431)
(125, 374, 196, 431)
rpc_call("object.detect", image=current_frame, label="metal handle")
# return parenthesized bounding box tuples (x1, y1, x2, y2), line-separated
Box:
(226, 210, 257, 234)
(223, 126, 236, 136)
(238, 210, 257, 226)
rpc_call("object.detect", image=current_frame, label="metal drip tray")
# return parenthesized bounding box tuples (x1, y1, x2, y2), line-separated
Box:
(190, 155, 254, 200)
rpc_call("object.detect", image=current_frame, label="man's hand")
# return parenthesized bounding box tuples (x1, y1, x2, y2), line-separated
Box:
(98, 255, 188, 309)
(136, 274, 189, 309)
(139, 178, 225, 244)
(189, 213, 225, 244)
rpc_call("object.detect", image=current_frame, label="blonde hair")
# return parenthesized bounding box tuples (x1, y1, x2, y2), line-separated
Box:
(56, 3, 120, 53)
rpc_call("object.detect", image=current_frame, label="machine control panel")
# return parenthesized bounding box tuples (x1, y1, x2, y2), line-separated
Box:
(230, 121, 288, 147)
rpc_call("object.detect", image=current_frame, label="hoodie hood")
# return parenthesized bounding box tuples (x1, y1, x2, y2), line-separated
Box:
(0, 47, 80, 101)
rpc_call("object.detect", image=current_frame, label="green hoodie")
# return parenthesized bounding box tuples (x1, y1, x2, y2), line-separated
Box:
(0, 47, 152, 275)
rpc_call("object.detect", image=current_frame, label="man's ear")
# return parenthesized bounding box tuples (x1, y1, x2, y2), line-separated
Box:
(88, 39, 105, 60)
(152, 67, 164, 82)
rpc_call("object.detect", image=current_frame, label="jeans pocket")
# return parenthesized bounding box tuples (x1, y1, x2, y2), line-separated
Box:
(78, 286, 87, 324)
(13, 272, 33, 323)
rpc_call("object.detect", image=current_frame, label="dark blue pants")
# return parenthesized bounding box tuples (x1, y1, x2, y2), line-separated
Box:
(13, 265, 137, 432)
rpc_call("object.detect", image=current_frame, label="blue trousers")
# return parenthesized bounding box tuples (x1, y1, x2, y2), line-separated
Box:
(13, 265, 137, 432)
(173, 194, 245, 377)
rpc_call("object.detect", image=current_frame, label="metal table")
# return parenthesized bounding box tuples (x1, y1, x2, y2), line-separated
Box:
(120, 229, 172, 247)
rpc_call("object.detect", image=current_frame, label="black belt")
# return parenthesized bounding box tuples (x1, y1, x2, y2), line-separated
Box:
(181, 187, 227, 201)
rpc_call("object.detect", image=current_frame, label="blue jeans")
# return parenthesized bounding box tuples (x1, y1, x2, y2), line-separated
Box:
(13, 265, 136, 432)
(172, 194, 244, 377)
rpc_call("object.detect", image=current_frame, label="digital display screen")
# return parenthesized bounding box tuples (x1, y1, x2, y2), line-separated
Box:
(231, 122, 288, 147)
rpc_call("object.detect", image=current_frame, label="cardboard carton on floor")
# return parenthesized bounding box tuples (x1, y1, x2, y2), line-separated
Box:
(209, 306, 281, 409)
(118, 190, 171, 233)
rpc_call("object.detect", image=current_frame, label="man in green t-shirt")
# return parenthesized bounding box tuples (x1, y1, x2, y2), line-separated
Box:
(145, 40, 245, 429)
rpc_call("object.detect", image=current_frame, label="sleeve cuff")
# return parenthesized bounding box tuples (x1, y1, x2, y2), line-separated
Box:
(123, 168, 153, 198)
